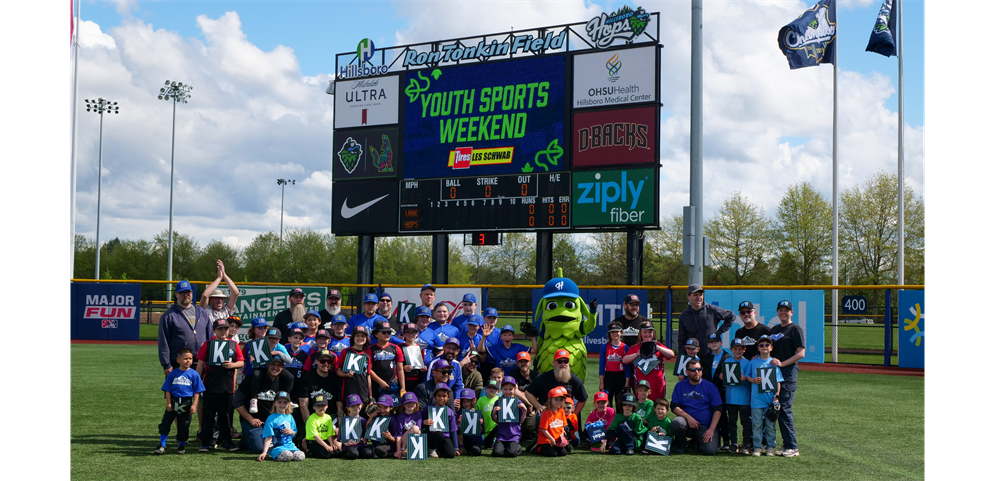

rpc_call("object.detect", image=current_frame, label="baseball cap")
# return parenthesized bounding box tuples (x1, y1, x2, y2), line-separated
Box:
(401, 392, 418, 405)
(433, 382, 452, 395)
(317, 349, 335, 360)
(312, 394, 329, 407)
(501, 376, 517, 387)
(288, 328, 305, 339)
(516, 351, 532, 362)
(363, 293, 378, 304)
(460, 388, 477, 400)
(289, 321, 307, 331)
(345, 394, 362, 407)
(639, 321, 654, 331)
(777, 300, 793, 310)
(707, 333, 722, 343)
(350, 326, 369, 339)
(738, 300, 755, 311)
(685, 338, 700, 349)
(500, 325, 515, 333)
(484, 379, 500, 390)
(757, 335, 773, 345)
(305, 310, 321, 320)
(327, 289, 342, 299)
(688, 284, 704, 295)
(415, 306, 432, 318)
(175, 280, 192, 293)
(635, 379, 651, 390)
(373, 320, 392, 334)
(209, 289, 228, 298)
(623, 294, 640, 304)
(621, 393, 638, 407)
(266, 328, 282, 339)
(432, 360, 452, 371)
(564, 397, 574, 406)
(731, 338, 746, 348)
(466, 315, 483, 327)
(268, 356, 285, 365)
(212, 319, 228, 330)
(315, 329, 331, 339)
(607, 322, 623, 332)
(594, 391, 609, 402)
(379, 292, 392, 302)
(444, 337, 460, 348)
(548, 386, 568, 399)
(483, 307, 499, 318)
(462, 293, 477, 303)
(421, 283, 436, 292)
(377, 395, 395, 407)
(289, 287, 305, 297)
(332, 314, 347, 324)
(402, 322, 418, 333)
(541, 277, 580, 300)
(275, 391, 292, 402)
(554, 349, 570, 360)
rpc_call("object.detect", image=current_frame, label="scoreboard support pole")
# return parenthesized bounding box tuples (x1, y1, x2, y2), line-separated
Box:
(626, 229, 644, 286)
(358, 235, 375, 301)
(536, 232, 553, 283)
(432, 234, 449, 284)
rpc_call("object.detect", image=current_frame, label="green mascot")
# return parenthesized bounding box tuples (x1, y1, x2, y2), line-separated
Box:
(521, 270, 598, 381)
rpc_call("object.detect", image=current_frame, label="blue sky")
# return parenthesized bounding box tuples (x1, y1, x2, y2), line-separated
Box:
(34, 0, 928, 249)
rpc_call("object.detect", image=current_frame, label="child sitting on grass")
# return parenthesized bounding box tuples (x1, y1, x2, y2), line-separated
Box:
(305, 394, 341, 458)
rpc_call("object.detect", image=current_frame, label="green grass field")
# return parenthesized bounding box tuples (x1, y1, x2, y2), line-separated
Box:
(71, 344, 923, 480)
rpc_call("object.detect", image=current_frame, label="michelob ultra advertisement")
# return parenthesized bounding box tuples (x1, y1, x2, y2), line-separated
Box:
(402, 55, 566, 179)
(572, 167, 657, 227)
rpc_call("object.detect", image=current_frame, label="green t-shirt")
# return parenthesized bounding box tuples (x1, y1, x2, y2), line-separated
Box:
(635, 399, 654, 420)
(608, 411, 648, 449)
(645, 414, 672, 437)
(306, 412, 335, 441)
(475, 395, 499, 434)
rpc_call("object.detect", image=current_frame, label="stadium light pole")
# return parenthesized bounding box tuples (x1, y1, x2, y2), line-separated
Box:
(85, 98, 120, 280)
(157, 80, 192, 292)
(277, 179, 296, 243)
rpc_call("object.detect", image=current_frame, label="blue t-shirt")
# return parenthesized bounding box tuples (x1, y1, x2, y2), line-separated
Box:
(161, 368, 206, 398)
(451, 313, 481, 331)
(485, 340, 529, 373)
(244, 343, 290, 377)
(709, 349, 730, 378)
(670, 378, 722, 426)
(427, 322, 461, 347)
(723, 358, 752, 406)
(262, 413, 298, 459)
(347, 313, 387, 335)
(416, 327, 443, 356)
(748, 357, 784, 409)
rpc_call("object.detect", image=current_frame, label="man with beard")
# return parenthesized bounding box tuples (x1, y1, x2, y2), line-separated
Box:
(669, 358, 723, 455)
(199, 260, 240, 322)
(234, 356, 295, 453)
(319, 289, 343, 328)
(158, 280, 212, 375)
(678, 284, 735, 353)
(524, 349, 588, 416)
(295, 350, 340, 425)
(426, 338, 465, 408)
(376, 292, 399, 331)
(413, 360, 456, 411)
(274, 287, 308, 345)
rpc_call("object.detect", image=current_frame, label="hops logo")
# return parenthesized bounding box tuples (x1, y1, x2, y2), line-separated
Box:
(337, 137, 363, 174)
(586, 5, 651, 48)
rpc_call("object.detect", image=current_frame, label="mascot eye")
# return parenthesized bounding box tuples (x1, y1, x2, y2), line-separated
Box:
(564, 301, 576, 309)
(546, 301, 558, 310)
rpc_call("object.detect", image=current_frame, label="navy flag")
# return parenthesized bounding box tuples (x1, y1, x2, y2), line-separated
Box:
(866, 0, 898, 57)
(778, 0, 837, 69)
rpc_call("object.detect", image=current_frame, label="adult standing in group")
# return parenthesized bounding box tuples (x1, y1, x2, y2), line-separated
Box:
(678, 284, 735, 352)
(733, 301, 770, 360)
(376, 292, 399, 331)
(158, 280, 211, 375)
(419, 284, 436, 309)
(612, 294, 650, 348)
(524, 349, 588, 417)
(274, 287, 308, 345)
(319, 289, 343, 328)
(769, 300, 805, 458)
(669, 359, 723, 455)
(199, 260, 240, 322)
(348, 293, 388, 335)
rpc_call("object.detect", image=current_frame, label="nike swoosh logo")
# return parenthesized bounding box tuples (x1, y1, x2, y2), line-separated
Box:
(341, 194, 389, 219)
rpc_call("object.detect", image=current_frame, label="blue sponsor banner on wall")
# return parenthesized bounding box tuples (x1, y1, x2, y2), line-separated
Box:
(403, 55, 566, 179)
(897, 290, 925, 369)
(531, 289, 649, 353)
(72, 282, 141, 341)
(702, 290, 825, 364)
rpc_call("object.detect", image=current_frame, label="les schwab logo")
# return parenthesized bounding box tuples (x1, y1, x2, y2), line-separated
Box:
(447, 146, 515, 169)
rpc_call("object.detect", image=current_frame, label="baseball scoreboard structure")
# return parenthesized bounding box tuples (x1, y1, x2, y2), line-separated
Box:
(331, 6, 662, 238)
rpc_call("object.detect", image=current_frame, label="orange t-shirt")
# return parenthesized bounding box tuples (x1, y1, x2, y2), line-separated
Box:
(538, 408, 566, 445)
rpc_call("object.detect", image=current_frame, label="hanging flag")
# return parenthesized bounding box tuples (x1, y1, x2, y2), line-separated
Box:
(777, 0, 837, 69)
(865, 0, 898, 57)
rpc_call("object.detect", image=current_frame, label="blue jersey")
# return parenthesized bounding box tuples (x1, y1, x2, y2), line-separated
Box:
(347, 313, 387, 335)
(450, 313, 480, 331)
(723, 358, 752, 406)
(161, 368, 205, 398)
(456, 330, 483, 360)
(262, 413, 299, 459)
(484, 340, 530, 373)
(427, 322, 461, 347)
(748, 357, 783, 409)
(327, 335, 351, 354)
(426, 355, 464, 393)
(416, 327, 443, 356)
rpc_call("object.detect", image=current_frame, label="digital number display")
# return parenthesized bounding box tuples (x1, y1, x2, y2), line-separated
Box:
(399, 173, 571, 232)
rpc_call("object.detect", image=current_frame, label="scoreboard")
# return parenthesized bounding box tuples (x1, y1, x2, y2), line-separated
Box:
(399, 173, 571, 232)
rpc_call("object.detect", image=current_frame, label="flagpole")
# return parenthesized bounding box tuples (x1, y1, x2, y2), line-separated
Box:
(897, 0, 904, 287)
(70, 0, 81, 278)
(831, 8, 839, 364)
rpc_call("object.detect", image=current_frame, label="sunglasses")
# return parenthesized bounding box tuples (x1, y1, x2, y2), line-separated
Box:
(317, 359, 333, 365)
(686, 367, 703, 372)
(739, 310, 752, 315)
(555, 359, 570, 364)
(757, 343, 772, 348)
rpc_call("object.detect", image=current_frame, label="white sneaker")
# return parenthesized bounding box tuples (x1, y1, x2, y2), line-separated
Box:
(774, 447, 784, 456)
(428, 449, 438, 458)
(782, 448, 799, 457)
(751, 450, 761, 457)
(766, 447, 776, 456)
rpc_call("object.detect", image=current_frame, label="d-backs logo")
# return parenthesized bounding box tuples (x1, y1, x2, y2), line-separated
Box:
(337, 137, 363, 174)
(586, 5, 651, 48)
(606, 53, 621, 82)
(577, 122, 649, 152)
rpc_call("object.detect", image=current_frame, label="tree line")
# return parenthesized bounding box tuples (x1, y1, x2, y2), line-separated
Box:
(74, 171, 923, 307)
